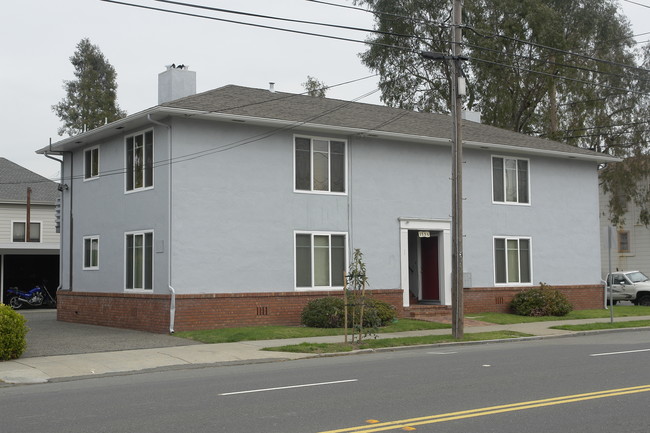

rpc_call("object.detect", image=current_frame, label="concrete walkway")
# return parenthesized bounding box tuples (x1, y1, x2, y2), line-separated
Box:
(1, 311, 649, 385)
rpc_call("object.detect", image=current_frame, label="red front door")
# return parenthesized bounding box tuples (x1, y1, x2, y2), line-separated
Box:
(421, 236, 440, 301)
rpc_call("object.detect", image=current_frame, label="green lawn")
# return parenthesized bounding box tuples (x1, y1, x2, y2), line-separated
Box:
(174, 319, 450, 344)
(468, 305, 650, 324)
(263, 331, 531, 354)
(551, 320, 650, 331)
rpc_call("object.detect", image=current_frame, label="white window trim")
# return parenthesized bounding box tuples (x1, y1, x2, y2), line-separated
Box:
(83, 236, 100, 270)
(294, 230, 348, 291)
(493, 235, 534, 286)
(293, 134, 348, 196)
(124, 129, 154, 194)
(491, 155, 531, 206)
(83, 145, 100, 181)
(124, 230, 154, 292)
(11, 220, 42, 243)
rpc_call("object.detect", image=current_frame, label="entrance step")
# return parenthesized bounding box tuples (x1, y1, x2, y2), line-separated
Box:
(403, 304, 452, 321)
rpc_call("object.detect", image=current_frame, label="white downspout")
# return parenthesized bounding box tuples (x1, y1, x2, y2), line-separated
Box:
(148, 114, 175, 334)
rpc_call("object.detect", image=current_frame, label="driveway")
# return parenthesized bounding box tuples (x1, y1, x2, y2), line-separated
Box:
(18, 309, 200, 358)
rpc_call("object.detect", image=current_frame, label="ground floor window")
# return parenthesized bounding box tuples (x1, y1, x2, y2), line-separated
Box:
(126, 231, 153, 290)
(83, 236, 99, 270)
(295, 232, 346, 288)
(494, 236, 531, 284)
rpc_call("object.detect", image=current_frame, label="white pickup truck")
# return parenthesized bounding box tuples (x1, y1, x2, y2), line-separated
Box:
(605, 270, 650, 306)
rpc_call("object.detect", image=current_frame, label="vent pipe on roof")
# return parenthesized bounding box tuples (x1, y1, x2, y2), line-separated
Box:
(269, 82, 275, 93)
(158, 64, 197, 104)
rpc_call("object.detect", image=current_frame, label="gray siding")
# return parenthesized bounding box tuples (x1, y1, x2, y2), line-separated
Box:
(62, 115, 603, 297)
(61, 124, 170, 293)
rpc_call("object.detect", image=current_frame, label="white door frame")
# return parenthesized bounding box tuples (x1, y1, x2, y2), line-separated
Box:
(399, 218, 451, 307)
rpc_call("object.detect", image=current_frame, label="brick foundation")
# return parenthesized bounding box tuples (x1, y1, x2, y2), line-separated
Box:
(56, 289, 404, 334)
(464, 284, 604, 314)
(56, 284, 604, 333)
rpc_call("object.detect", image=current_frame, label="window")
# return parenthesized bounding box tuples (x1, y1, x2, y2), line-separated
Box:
(618, 231, 630, 253)
(295, 136, 346, 193)
(494, 237, 532, 284)
(295, 232, 346, 288)
(83, 236, 99, 269)
(126, 130, 154, 191)
(12, 222, 41, 242)
(84, 146, 100, 180)
(125, 231, 153, 290)
(492, 156, 529, 204)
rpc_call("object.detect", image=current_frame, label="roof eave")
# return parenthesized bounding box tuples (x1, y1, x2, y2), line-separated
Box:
(37, 105, 619, 163)
(463, 140, 620, 163)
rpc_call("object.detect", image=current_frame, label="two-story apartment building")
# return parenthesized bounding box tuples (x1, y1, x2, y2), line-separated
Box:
(39, 67, 616, 333)
(0, 158, 59, 304)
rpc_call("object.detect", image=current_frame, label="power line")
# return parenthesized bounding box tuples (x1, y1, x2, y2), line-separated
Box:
(100, 0, 413, 52)
(306, 0, 452, 29)
(463, 25, 650, 75)
(33, 86, 392, 186)
(623, 0, 650, 9)
(470, 55, 650, 96)
(155, 0, 417, 40)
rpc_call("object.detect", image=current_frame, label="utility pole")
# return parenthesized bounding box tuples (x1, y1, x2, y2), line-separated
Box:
(26, 187, 32, 242)
(450, 0, 464, 339)
(420, 0, 465, 338)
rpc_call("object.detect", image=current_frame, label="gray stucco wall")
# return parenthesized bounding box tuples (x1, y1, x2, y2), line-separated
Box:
(63, 115, 602, 297)
(62, 124, 170, 294)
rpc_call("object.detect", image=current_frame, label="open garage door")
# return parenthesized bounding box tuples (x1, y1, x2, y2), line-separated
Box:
(2, 255, 59, 305)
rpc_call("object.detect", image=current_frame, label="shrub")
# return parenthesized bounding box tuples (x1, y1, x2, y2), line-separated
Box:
(301, 297, 345, 328)
(361, 298, 397, 327)
(510, 283, 573, 317)
(301, 297, 397, 328)
(0, 304, 28, 360)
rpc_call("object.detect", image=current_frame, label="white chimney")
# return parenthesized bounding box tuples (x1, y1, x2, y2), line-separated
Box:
(158, 64, 196, 104)
(269, 82, 275, 93)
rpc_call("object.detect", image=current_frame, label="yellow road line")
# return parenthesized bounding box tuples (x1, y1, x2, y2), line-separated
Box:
(318, 384, 650, 433)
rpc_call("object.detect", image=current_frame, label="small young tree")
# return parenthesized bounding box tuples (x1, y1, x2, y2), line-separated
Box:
(52, 38, 126, 136)
(346, 248, 369, 342)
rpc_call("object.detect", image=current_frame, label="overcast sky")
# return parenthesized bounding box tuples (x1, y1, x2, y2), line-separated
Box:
(2, 0, 649, 179)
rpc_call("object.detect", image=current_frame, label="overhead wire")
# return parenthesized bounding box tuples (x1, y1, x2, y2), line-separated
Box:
(100, 0, 414, 52)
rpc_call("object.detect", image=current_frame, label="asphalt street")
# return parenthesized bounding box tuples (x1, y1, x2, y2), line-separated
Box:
(1, 330, 649, 433)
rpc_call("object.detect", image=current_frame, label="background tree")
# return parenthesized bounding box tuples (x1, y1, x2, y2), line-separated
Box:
(302, 75, 328, 97)
(355, 0, 650, 225)
(302, 76, 328, 97)
(53, 38, 126, 136)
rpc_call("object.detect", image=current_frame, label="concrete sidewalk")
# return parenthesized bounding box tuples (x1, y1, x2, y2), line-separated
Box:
(1, 313, 649, 385)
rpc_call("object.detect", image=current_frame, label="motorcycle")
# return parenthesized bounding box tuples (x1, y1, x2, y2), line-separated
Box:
(7, 283, 56, 310)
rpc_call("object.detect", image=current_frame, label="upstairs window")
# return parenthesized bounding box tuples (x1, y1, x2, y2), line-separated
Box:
(618, 231, 630, 253)
(295, 136, 346, 193)
(492, 156, 529, 204)
(12, 222, 41, 243)
(126, 130, 154, 192)
(84, 146, 100, 180)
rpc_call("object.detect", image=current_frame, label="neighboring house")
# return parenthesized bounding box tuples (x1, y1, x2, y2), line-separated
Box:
(39, 66, 616, 333)
(599, 181, 650, 277)
(0, 158, 60, 304)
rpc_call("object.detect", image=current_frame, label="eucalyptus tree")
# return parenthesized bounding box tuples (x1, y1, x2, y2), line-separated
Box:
(53, 38, 126, 136)
(355, 0, 650, 225)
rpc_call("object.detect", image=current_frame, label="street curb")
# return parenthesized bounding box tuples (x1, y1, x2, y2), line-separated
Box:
(298, 325, 650, 358)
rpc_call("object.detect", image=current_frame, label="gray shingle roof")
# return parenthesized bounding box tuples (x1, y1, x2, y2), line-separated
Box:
(161, 85, 609, 159)
(0, 158, 59, 204)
